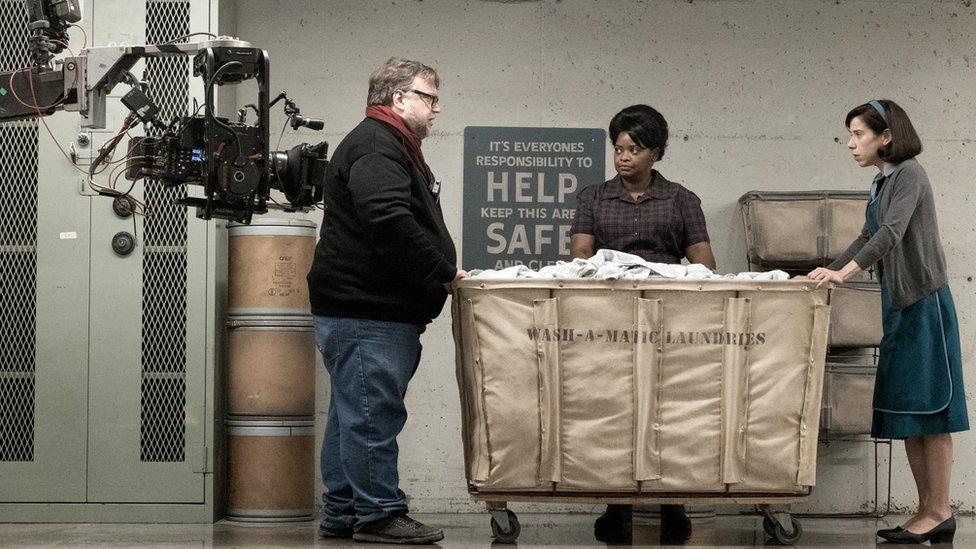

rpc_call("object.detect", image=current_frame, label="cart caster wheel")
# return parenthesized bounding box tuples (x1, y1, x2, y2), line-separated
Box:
(762, 515, 776, 537)
(490, 510, 521, 543)
(763, 515, 802, 545)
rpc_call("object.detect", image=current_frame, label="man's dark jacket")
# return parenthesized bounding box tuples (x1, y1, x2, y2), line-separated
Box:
(307, 117, 457, 325)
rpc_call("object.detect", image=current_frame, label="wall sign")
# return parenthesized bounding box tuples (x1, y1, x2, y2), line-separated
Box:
(462, 126, 605, 270)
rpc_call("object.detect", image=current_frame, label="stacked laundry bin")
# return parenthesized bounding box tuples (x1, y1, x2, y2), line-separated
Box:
(739, 191, 883, 438)
(225, 218, 318, 521)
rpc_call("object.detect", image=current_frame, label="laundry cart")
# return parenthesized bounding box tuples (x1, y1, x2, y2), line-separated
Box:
(451, 278, 831, 544)
(740, 190, 892, 516)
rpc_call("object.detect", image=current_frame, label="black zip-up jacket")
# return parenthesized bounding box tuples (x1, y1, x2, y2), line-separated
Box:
(307, 118, 457, 325)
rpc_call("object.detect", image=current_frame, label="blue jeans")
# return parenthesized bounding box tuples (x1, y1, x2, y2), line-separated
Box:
(313, 316, 424, 528)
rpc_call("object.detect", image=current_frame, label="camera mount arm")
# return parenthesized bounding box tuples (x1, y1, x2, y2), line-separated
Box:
(0, 37, 255, 129)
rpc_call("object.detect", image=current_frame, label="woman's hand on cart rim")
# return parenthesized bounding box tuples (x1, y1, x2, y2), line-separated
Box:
(806, 267, 845, 288)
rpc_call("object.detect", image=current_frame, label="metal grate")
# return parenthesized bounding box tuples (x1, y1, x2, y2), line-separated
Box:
(0, 0, 38, 462)
(140, 0, 190, 462)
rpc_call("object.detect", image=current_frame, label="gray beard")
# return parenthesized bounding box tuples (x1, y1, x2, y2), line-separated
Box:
(410, 121, 428, 139)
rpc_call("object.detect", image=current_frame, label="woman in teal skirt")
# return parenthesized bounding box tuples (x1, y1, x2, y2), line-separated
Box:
(808, 99, 968, 544)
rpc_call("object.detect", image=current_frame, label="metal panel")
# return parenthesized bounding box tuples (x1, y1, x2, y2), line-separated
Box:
(85, 0, 209, 503)
(0, 0, 38, 468)
(0, 129, 37, 465)
(141, 0, 192, 464)
(0, 0, 89, 502)
(0, 0, 218, 516)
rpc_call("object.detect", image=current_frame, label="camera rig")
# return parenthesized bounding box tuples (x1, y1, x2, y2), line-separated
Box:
(0, 0, 327, 223)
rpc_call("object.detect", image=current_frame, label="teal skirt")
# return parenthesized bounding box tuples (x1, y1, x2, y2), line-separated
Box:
(871, 283, 970, 439)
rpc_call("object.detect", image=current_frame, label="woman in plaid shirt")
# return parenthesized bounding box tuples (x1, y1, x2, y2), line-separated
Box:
(570, 105, 715, 543)
(570, 105, 715, 270)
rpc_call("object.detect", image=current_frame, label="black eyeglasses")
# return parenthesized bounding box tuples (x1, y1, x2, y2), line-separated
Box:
(404, 89, 440, 108)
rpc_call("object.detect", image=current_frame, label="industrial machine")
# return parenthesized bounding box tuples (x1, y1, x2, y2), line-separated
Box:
(1, 0, 327, 223)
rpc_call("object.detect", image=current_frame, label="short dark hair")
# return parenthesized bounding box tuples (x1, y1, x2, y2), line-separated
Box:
(608, 105, 669, 160)
(845, 99, 922, 163)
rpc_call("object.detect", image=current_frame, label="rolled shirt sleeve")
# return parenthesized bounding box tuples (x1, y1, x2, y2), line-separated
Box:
(680, 191, 710, 248)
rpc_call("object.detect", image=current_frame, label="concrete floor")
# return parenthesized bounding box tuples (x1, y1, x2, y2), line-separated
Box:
(0, 513, 970, 548)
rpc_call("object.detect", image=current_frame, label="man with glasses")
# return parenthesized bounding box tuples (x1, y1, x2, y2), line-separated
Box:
(307, 57, 466, 544)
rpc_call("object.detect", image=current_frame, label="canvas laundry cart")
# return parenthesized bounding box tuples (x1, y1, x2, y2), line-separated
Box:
(452, 278, 831, 544)
(739, 189, 891, 516)
(739, 190, 869, 270)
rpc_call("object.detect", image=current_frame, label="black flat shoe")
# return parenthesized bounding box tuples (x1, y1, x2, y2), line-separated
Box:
(660, 504, 692, 543)
(880, 516, 954, 544)
(594, 504, 632, 543)
(876, 525, 902, 537)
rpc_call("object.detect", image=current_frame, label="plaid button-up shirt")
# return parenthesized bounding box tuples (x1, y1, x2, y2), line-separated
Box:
(570, 172, 710, 264)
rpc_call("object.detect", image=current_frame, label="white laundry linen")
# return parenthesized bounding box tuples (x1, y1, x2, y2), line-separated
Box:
(469, 249, 789, 281)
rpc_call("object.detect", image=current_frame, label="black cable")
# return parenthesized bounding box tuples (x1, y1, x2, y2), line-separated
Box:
(205, 61, 245, 164)
(267, 193, 284, 208)
(120, 171, 144, 199)
(164, 116, 181, 133)
(213, 118, 245, 164)
(173, 101, 205, 140)
(157, 32, 217, 46)
(275, 117, 288, 151)
(89, 114, 139, 178)
(131, 199, 139, 247)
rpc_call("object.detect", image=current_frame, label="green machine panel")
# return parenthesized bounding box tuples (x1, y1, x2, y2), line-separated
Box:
(0, 0, 223, 521)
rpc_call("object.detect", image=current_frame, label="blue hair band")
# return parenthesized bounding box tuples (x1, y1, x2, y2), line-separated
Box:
(869, 100, 888, 124)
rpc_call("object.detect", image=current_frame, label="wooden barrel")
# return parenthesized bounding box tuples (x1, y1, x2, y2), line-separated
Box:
(226, 315, 315, 417)
(226, 418, 315, 522)
(228, 218, 317, 317)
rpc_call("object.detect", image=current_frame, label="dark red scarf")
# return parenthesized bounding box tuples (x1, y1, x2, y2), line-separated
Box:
(365, 105, 434, 184)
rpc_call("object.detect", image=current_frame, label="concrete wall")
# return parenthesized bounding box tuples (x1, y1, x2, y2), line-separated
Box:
(225, 0, 976, 514)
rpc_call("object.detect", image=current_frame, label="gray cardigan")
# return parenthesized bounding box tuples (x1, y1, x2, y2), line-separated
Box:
(828, 158, 948, 309)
